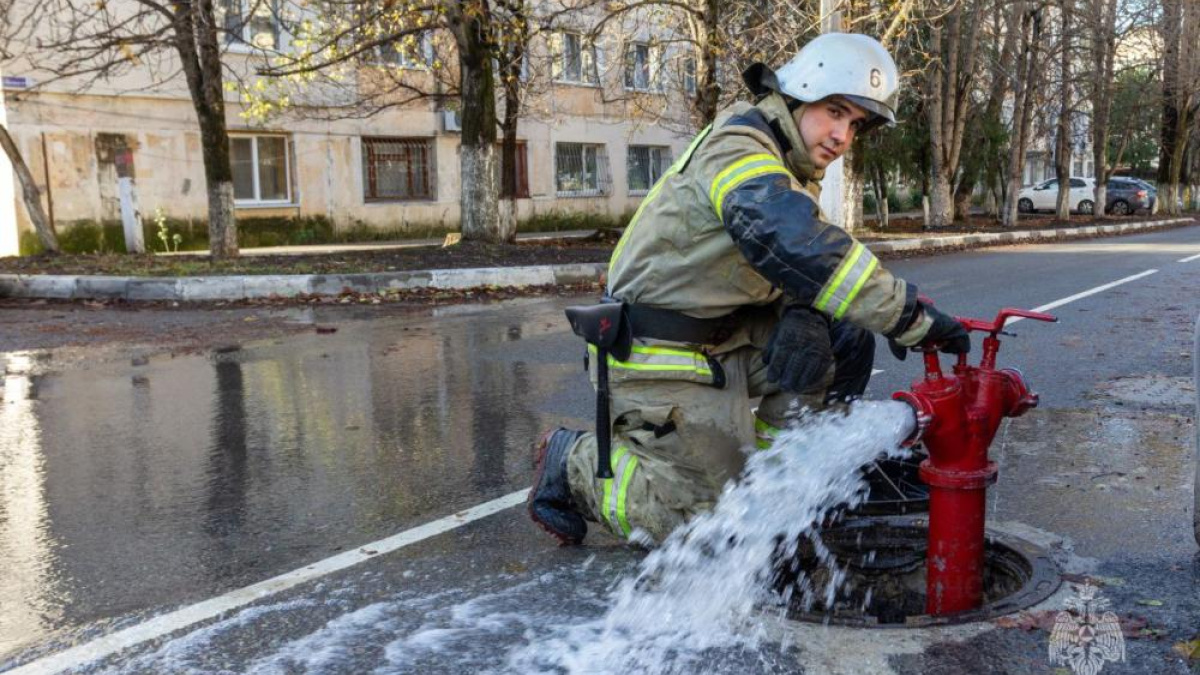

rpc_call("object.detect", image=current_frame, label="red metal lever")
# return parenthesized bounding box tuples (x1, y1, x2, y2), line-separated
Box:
(958, 308, 1058, 335)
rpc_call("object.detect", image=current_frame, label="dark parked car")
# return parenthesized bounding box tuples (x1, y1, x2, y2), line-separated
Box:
(1105, 177, 1150, 215)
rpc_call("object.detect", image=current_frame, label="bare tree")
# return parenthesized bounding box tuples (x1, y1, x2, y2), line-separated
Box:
(1001, 1, 1046, 228)
(0, 121, 58, 253)
(924, 0, 983, 228)
(1, 0, 248, 257)
(1085, 0, 1119, 215)
(265, 0, 552, 243)
(1155, 0, 1199, 215)
(1054, 0, 1073, 221)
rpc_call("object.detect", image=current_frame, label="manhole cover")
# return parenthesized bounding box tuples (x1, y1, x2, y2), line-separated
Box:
(775, 516, 1061, 628)
(1097, 376, 1195, 408)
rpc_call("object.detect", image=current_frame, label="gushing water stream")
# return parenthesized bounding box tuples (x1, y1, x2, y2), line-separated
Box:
(80, 401, 915, 675)
(505, 400, 916, 674)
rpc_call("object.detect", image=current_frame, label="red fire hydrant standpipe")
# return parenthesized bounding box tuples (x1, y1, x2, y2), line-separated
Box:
(893, 308, 1057, 616)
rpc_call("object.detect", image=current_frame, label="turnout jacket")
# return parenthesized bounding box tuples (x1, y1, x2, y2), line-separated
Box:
(607, 94, 926, 344)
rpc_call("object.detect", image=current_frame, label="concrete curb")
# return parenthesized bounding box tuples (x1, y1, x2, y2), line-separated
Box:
(0, 217, 1193, 302)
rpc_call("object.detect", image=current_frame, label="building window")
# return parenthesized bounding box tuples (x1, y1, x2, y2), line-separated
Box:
(624, 43, 661, 91)
(1073, 158, 1084, 176)
(374, 33, 433, 69)
(230, 135, 291, 204)
(221, 0, 281, 50)
(556, 142, 610, 196)
(361, 137, 435, 201)
(627, 145, 671, 195)
(683, 56, 697, 95)
(552, 32, 597, 85)
(494, 142, 530, 199)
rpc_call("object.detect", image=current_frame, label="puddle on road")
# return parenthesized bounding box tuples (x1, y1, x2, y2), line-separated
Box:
(67, 404, 918, 675)
(0, 301, 590, 657)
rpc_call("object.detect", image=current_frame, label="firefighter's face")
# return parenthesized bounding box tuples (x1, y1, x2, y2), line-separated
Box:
(794, 96, 870, 169)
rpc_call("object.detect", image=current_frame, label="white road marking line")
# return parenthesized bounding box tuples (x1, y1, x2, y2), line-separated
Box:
(1006, 269, 1159, 325)
(871, 369, 884, 375)
(1179, 252, 1200, 263)
(9, 489, 529, 675)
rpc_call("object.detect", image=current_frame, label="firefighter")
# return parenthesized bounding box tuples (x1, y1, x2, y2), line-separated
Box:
(529, 33, 970, 545)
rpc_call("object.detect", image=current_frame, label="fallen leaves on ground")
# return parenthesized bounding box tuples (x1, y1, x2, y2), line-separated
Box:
(1173, 638, 1200, 661)
(993, 611, 1155, 639)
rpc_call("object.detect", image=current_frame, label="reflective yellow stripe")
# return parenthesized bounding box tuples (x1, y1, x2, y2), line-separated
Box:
(587, 344, 713, 377)
(815, 243, 865, 312)
(609, 126, 713, 275)
(601, 445, 627, 526)
(708, 154, 781, 203)
(754, 417, 780, 450)
(628, 345, 704, 358)
(615, 454, 638, 536)
(834, 255, 878, 320)
(709, 154, 789, 218)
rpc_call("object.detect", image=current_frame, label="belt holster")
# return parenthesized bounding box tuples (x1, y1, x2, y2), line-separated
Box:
(564, 301, 632, 479)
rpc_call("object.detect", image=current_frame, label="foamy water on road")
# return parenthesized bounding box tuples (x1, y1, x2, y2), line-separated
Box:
(81, 402, 914, 675)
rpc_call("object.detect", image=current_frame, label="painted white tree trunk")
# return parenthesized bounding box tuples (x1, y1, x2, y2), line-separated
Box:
(461, 143, 504, 242)
(118, 177, 145, 253)
(207, 181, 237, 256)
(0, 68, 16, 257)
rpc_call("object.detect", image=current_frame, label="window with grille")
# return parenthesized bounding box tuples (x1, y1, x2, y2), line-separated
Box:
(627, 145, 671, 194)
(555, 143, 610, 196)
(494, 142, 530, 199)
(362, 137, 435, 201)
(230, 135, 291, 203)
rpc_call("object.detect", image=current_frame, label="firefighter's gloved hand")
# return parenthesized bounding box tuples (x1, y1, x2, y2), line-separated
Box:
(888, 301, 970, 360)
(920, 304, 971, 355)
(762, 305, 833, 394)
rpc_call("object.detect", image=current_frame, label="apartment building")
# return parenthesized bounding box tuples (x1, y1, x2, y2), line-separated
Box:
(0, 2, 701, 252)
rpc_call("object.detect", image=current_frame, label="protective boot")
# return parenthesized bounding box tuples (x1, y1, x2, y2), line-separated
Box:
(528, 428, 587, 545)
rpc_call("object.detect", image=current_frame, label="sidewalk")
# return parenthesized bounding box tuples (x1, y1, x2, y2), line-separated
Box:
(164, 229, 602, 257)
(0, 217, 1193, 302)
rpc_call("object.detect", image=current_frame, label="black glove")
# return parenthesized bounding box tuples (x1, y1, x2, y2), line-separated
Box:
(922, 303, 971, 355)
(888, 302, 971, 360)
(762, 305, 833, 394)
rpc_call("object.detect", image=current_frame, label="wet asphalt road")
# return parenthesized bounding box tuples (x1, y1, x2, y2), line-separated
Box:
(1, 224, 1199, 674)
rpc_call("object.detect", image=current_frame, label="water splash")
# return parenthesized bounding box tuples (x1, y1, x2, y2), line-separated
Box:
(66, 402, 914, 675)
(506, 400, 916, 674)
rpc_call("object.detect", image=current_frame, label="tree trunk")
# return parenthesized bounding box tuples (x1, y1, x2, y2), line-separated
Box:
(455, 2, 502, 242)
(173, 0, 238, 258)
(1157, 0, 1184, 216)
(696, 0, 721, 125)
(1090, 0, 1118, 216)
(872, 164, 889, 228)
(1054, 0, 1072, 222)
(0, 122, 58, 254)
(1003, 3, 1043, 228)
(924, 0, 982, 229)
(926, 21, 953, 228)
(953, 176, 973, 224)
(497, 4, 527, 244)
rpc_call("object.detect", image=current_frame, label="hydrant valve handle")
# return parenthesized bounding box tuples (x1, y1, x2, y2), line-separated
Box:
(956, 308, 1058, 336)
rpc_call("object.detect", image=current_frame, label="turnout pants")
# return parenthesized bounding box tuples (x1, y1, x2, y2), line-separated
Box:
(565, 318, 873, 543)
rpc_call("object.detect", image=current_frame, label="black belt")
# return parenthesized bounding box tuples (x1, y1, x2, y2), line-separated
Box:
(623, 303, 740, 345)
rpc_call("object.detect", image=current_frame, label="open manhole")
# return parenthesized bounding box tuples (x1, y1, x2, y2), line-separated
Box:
(776, 516, 1061, 628)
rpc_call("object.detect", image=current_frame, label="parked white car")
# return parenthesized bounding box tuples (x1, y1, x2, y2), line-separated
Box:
(1017, 177, 1096, 214)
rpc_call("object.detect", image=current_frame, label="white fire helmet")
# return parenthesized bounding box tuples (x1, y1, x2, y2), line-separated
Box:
(745, 33, 900, 132)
